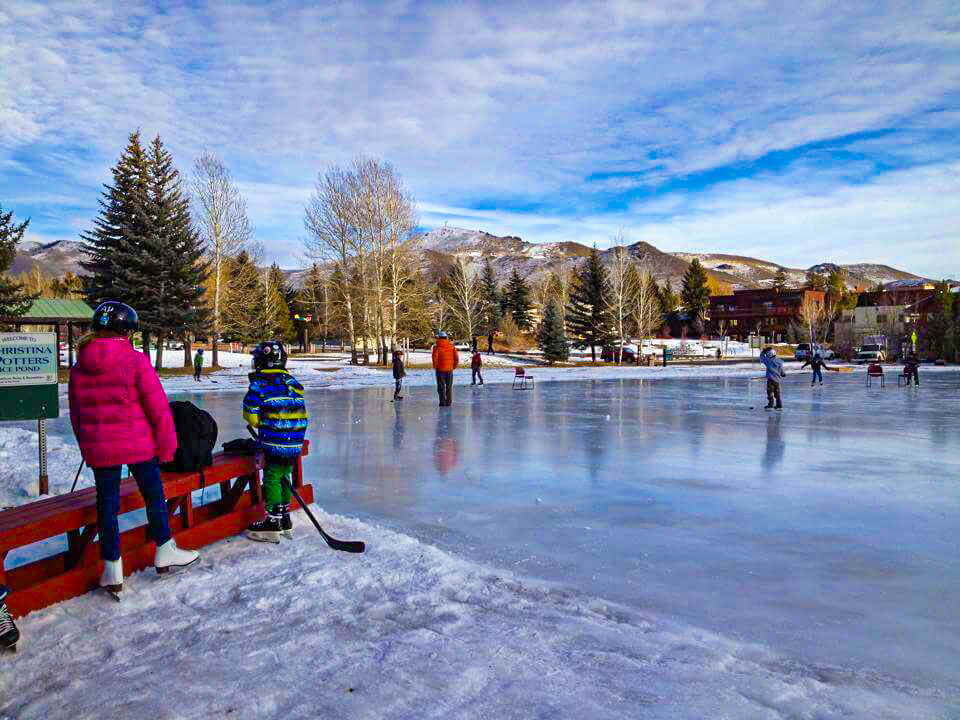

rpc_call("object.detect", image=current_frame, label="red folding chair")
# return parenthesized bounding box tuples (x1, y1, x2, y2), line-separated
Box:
(513, 366, 534, 390)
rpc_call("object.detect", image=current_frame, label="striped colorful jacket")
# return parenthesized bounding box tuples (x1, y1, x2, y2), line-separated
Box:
(243, 369, 309, 459)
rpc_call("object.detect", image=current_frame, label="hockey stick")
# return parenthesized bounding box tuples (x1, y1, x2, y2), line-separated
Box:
(246, 425, 365, 553)
(70, 459, 85, 493)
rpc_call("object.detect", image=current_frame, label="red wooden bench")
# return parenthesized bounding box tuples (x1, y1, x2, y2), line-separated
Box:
(0, 442, 312, 618)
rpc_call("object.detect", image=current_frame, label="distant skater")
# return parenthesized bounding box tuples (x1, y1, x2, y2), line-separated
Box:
(392, 349, 406, 400)
(760, 347, 786, 410)
(801, 350, 831, 386)
(903, 350, 920, 386)
(432, 331, 459, 407)
(471, 350, 484, 385)
(193, 347, 203, 381)
(487, 332, 495, 355)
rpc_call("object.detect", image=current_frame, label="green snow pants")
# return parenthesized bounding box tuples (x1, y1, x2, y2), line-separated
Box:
(263, 459, 293, 507)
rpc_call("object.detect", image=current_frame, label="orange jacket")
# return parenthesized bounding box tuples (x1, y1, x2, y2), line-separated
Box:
(432, 339, 460, 372)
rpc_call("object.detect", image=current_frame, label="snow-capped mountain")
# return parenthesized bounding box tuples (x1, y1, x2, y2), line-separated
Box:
(672, 253, 921, 290)
(420, 227, 720, 289)
(11, 239, 85, 276)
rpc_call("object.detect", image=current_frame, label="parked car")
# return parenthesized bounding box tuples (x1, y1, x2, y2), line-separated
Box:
(601, 345, 637, 363)
(795, 343, 812, 361)
(855, 343, 886, 364)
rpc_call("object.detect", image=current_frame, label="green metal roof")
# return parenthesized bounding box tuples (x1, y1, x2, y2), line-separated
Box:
(19, 298, 94, 321)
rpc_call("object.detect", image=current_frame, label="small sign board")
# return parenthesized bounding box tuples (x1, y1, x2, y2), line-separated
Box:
(0, 332, 60, 421)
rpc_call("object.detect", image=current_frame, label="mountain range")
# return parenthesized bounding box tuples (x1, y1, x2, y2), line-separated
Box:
(11, 230, 925, 293)
(418, 227, 922, 291)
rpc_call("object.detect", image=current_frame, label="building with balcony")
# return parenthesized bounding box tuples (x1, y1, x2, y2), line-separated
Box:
(708, 288, 826, 342)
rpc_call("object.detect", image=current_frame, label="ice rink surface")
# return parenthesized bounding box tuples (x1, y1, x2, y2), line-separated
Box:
(4, 369, 959, 718)
(192, 370, 960, 695)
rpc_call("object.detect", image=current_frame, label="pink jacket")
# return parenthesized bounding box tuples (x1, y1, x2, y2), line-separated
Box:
(68, 337, 177, 468)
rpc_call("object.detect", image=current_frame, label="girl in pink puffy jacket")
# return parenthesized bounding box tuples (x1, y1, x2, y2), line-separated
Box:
(68, 301, 199, 597)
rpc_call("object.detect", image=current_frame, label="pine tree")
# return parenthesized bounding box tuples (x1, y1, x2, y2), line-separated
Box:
(259, 264, 294, 341)
(681, 258, 710, 328)
(0, 204, 36, 317)
(537, 300, 569, 364)
(478, 258, 501, 337)
(136, 136, 209, 369)
(920, 281, 955, 361)
(566, 248, 611, 361)
(659, 280, 679, 315)
(504, 268, 532, 330)
(806, 270, 827, 292)
(772, 268, 787, 292)
(221, 251, 261, 343)
(79, 131, 151, 329)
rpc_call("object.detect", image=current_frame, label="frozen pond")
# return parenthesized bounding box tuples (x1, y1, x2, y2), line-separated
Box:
(182, 371, 960, 697)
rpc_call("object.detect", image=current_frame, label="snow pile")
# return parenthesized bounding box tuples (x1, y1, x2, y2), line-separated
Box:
(1, 510, 949, 719)
(0, 426, 94, 508)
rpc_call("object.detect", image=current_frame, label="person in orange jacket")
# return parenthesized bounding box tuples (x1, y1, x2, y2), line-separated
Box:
(431, 331, 459, 407)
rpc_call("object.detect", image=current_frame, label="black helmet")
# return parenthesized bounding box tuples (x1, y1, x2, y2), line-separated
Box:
(92, 301, 139, 334)
(252, 340, 287, 370)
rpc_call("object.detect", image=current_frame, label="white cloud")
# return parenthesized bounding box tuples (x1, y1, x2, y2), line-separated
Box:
(0, 0, 957, 274)
(422, 162, 960, 279)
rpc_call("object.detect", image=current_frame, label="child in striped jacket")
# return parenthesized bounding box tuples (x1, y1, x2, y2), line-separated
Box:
(243, 341, 309, 543)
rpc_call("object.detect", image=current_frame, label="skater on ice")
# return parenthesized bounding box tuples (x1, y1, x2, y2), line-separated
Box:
(432, 330, 459, 407)
(903, 349, 921, 386)
(193, 347, 204, 381)
(471, 350, 484, 386)
(244, 340, 309, 543)
(760, 347, 786, 410)
(800, 348, 832, 386)
(68, 301, 199, 599)
(392, 349, 405, 400)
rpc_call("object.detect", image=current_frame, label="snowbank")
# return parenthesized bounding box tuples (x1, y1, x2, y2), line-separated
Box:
(0, 426, 94, 508)
(0, 510, 946, 719)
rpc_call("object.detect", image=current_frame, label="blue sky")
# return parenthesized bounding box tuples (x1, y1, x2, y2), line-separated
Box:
(1, 0, 958, 277)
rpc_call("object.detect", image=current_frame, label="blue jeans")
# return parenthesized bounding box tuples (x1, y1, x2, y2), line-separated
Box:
(93, 459, 172, 561)
(812, 367, 823, 383)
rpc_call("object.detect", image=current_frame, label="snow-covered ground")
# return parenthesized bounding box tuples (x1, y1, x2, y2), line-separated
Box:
(1, 510, 948, 719)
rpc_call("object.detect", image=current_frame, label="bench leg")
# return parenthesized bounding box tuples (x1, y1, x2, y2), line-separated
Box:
(65, 524, 98, 571)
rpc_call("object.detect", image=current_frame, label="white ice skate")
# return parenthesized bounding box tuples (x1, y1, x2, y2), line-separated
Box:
(100, 558, 123, 600)
(154, 539, 199, 575)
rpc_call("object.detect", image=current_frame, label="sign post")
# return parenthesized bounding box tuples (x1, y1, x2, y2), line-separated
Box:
(0, 332, 60, 495)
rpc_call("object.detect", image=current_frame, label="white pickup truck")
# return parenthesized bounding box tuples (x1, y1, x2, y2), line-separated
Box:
(855, 342, 886, 364)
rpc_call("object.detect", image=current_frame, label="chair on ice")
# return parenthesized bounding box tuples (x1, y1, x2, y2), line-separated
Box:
(866, 364, 885, 387)
(513, 367, 534, 390)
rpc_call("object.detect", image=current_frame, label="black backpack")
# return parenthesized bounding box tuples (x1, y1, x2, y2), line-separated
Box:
(161, 401, 218, 473)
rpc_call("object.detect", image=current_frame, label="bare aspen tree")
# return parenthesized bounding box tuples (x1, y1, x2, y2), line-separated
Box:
(799, 293, 827, 345)
(305, 166, 360, 364)
(192, 152, 252, 367)
(606, 239, 636, 364)
(630, 263, 661, 361)
(446, 256, 482, 342)
(354, 157, 418, 364)
(383, 176, 418, 354)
